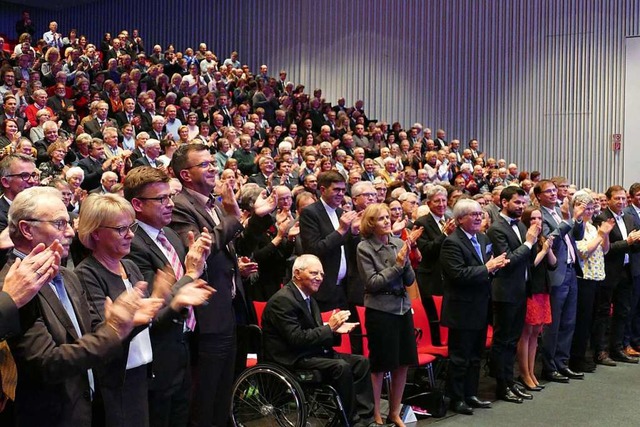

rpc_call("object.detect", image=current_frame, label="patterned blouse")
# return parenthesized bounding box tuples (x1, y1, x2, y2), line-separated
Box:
(576, 221, 606, 281)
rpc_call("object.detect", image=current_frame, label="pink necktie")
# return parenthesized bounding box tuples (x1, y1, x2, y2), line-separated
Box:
(157, 230, 196, 330)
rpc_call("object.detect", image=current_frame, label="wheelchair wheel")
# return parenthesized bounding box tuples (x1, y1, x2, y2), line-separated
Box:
(232, 364, 307, 427)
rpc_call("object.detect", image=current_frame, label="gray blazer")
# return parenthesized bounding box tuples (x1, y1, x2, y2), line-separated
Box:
(356, 235, 415, 315)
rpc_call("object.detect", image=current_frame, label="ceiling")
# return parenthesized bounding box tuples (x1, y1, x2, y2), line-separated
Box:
(2, 0, 98, 10)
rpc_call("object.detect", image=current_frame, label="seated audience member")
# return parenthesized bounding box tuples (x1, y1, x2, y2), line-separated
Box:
(262, 254, 386, 427)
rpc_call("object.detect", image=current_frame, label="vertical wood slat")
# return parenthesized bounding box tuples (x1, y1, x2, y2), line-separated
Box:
(15, 0, 639, 190)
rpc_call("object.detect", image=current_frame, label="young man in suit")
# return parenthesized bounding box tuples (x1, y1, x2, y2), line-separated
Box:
(592, 185, 640, 364)
(487, 186, 539, 403)
(261, 254, 385, 427)
(535, 180, 586, 380)
(124, 166, 213, 427)
(623, 183, 640, 355)
(299, 170, 359, 312)
(441, 199, 509, 414)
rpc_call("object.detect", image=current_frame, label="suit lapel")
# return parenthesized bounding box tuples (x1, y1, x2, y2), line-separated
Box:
(39, 279, 80, 340)
(457, 228, 483, 264)
(426, 214, 443, 237)
(136, 227, 170, 266)
(288, 283, 317, 326)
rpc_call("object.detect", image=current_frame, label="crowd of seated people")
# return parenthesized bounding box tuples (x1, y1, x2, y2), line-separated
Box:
(2, 11, 640, 427)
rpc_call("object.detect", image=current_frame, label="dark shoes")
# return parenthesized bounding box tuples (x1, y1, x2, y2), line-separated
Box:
(465, 396, 492, 408)
(569, 358, 596, 373)
(559, 368, 584, 380)
(496, 387, 523, 404)
(594, 351, 617, 366)
(451, 400, 474, 415)
(510, 383, 533, 400)
(610, 350, 640, 364)
(542, 371, 570, 383)
(517, 376, 543, 392)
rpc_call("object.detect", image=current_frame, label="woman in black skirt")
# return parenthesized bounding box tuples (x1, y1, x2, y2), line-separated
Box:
(357, 203, 423, 426)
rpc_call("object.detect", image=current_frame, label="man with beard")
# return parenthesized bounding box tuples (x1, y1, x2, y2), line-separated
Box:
(487, 186, 540, 403)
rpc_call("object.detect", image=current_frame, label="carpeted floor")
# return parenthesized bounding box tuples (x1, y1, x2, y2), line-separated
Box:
(411, 361, 640, 426)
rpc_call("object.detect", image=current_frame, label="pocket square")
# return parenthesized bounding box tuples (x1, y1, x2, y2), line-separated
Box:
(485, 243, 492, 254)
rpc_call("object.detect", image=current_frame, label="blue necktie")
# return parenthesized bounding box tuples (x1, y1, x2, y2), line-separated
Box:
(470, 235, 483, 261)
(305, 297, 312, 314)
(51, 275, 95, 393)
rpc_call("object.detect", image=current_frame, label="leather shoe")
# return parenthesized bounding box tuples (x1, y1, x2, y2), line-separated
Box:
(610, 350, 639, 364)
(570, 359, 596, 373)
(594, 352, 617, 366)
(451, 400, 474, 415)
(465, 396, 491, 408)
(510, 384, 533, 400)
(559, 368, 584, 380)
(624, 345, 640, 357)
(542, 371, 569, 383)
(517, 376, 543, 391)
(496, 387, 523, 404)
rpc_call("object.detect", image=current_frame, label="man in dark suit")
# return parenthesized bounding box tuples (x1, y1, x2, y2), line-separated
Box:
(299, 171, 358, 312)
(535, 180, 586, 380)
(247, 156, 275, 189)
(0, 95, 27, 133)
(262, 254, 381, 427)
(114, 98, 140, 134)
(440, 199, 508, 414)
(414, 185, 456, 343)
(83, 101, 118, 137)
(592, 185, 640, 364)
(169, 143, 256, 427)
(78, 139, 117, 191)
(487, 186, 539, 402)
(3, 186, 138, 427)
(124, 166, 212, 427)
(623, 182, 640, 355)
(0, 154, 38, 233)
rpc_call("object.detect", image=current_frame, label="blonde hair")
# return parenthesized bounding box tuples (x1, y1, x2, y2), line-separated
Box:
(360, 203, 391, 239)
(77, 193, 135, 250)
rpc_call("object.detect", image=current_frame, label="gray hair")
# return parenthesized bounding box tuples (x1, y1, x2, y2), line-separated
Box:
(8, 187, 62, 241)
(351, 181, 375, 198)
(292, 254, 322, 273)
(453, 198, 482, 221)
(425, 184, 447, 201)
(65, 166, 84, 181)
(237, 183, 263, 212)
(572, 190, 594, 207)
(0, 153, 35, 178)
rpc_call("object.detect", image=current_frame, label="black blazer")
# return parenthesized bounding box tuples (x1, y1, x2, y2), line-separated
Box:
(125, 226, 195, 391)
(0, 196, 10, 232)
(5, 263, 121, 427)
(414, 213, 448, 296)
(299, 200, 348, 310)
(594, 209, 640, 286)
(487, 216, 535, 303)
(440, 228, 492, 330)
(77, 156, 104, 191)
(169, 189, 252, 334)
(247, 173, 269, 189)
(624, 205, 640, 277)
(261, 281, 337, 366)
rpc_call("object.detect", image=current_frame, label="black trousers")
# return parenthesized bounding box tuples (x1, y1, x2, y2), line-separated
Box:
(148, 365, 191, 427)
(189, 332, 236, 427)
(490, 300, 526, 385)
(295, 353, 373, 423)
(570, 278, 600, 361)
(623, 274, 640, 348)
(447, 328, 487, 401)
(593, 268, 633, 353)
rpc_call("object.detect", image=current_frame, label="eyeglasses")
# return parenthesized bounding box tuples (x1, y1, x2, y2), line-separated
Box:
(465, 212, 485, 218)
(101, 222, 139, 236)
(24, 218, 72, 231)
(4, 171, 38, 181)
(136, 194, 174, 205)
(356, 192, 377, 199)
(186, 161, 218, 171)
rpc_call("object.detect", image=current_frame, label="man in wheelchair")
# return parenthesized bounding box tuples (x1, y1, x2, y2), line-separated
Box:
(262, 254, 393, 427)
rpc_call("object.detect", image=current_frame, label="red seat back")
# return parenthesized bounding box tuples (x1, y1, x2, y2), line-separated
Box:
(253, 301, 267, 328)
(431, 295, 449, 346)
(355, 306, 369, 357)
(321, 311, 352, 354)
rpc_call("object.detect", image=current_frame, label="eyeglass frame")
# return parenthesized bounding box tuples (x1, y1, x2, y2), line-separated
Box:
(135, 194, 174, 205)
(23, 218, 72, 231)
(100, 221, 139, 236)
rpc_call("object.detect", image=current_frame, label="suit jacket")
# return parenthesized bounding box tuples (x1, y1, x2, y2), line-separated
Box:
(487, 216, 535, 303)
(4, 263, 121, 427)
(541, 206, 584, 286)
(83, 117, 118, 137)
(0, 196, 10, 232)
(125, 226, 194, 391)
(247, 172, 269, 189)
(299, 200, 349, 309)
(132, 155, 154, 168)
(261, 281, 337, 366)
(77, 156, 104, 191)
(169, 189, 252, 334)
(439, 228, 492, 330)
(0, 291, 19, 340)
(624, 205, 640, 277)
(415, 213, 448, 296)
(594, 208, 640, 285)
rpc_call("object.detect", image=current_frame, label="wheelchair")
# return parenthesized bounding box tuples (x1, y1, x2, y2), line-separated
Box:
(231, 326, 350, 427)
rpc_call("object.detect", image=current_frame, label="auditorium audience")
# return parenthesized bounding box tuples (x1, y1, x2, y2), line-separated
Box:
(1, 14, 640, 426)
